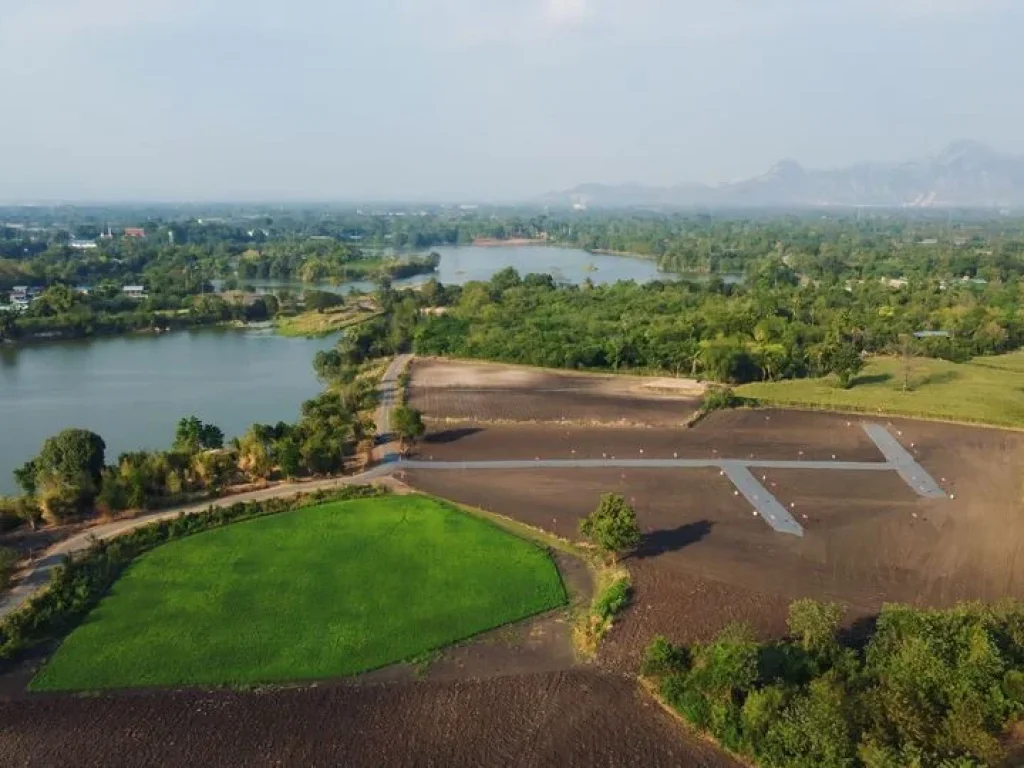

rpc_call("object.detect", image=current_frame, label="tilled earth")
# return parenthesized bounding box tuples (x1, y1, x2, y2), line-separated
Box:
(8, 359, 1023, 767)
(0, 672, 738, 768)
(409, 358, 703, 427)
(403, 408, 1024, 614)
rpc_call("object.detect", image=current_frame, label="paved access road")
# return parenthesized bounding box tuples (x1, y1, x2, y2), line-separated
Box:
(374, 353, 413, 462)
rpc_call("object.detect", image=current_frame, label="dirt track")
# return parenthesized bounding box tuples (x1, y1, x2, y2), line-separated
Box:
(0, 672, 738, 768)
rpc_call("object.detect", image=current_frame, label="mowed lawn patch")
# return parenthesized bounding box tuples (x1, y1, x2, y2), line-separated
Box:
(738, 352, 1024, 428)
(31, 495, 566, 691)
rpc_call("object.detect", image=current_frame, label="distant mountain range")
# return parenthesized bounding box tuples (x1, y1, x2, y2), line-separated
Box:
(541, 141, 1024, 209)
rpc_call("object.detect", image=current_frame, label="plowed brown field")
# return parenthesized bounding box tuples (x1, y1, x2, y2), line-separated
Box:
(11, 360, 1022, 767)
(409, 358, 703, 426)
(0, 672, 739, 767)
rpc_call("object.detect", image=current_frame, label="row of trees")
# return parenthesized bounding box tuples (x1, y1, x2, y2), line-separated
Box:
(8, 361, 378, 526)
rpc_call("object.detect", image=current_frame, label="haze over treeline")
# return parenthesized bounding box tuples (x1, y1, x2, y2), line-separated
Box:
(2, 0, 1023, 202)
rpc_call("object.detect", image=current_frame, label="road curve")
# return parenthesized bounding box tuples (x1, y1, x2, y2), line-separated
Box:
(0, 466, 394, 620)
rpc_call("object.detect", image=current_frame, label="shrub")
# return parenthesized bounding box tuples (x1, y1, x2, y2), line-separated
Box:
(593, 577, 630, 620)
(788, 598, 844, 656)
(0, 547, 19, 592)
(642, 635, 690, 677)
(573, 568, 632, 656)
(702, 385, 744, 412)
(579, 493, 641, 560)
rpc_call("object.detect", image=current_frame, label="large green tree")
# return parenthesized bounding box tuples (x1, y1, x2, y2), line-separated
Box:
(391, 406, 425, 452)
(25, 428, 106, 522)
(173, 416, 224, 454)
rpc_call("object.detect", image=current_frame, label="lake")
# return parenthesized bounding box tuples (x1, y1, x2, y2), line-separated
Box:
(232, 244, 679, 295)
(0, 245, 723, 495)
(0, 329, 332, 495)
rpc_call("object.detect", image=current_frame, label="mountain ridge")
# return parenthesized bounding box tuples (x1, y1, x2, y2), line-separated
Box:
(543, 141, 1024, 209)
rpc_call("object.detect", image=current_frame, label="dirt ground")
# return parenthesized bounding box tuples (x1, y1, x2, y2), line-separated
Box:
(10, 358, 1023, 766)
(409, 357, 704, 427)
(0, 671, 739, 768)
(401, 407, 1024, 651)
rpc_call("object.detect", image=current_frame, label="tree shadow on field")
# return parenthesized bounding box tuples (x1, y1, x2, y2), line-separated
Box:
(633, 520, 714, 560)
(423, 427, 484, 444)
(851, 372, 893, 388)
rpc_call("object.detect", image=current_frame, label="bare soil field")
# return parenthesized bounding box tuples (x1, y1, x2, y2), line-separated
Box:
(409, 358, 704, 426)
(0, 671, 738, 768)
(402, 408, 1024, 643)
(414, 409, 887, 463)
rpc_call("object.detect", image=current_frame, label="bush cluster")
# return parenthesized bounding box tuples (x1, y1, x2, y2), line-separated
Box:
(644, 599, 1024, 767)
(0, 485, 385, 662)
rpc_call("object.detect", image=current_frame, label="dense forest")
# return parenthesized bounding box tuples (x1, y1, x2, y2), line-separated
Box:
(343, 255, 1021, 385)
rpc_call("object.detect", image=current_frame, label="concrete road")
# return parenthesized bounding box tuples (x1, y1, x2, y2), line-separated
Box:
(374, 353, 412, 463)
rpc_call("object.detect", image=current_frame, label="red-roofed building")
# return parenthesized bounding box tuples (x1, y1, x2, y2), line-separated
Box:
(124, 227, 145, 238)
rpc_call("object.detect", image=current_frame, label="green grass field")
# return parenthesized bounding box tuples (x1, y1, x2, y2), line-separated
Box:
(275, 308, 380, 337)
(31, 495, 566, 691)
(738, 351, 1024, 428)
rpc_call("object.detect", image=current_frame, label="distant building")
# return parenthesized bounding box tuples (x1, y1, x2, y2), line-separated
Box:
(69, 239, 98, 250)
(123, 228, 146, 238)
(880, 277, 908, 289)
(123, 285, 147, 299)
(917, 238, 939, 246)
(914, 330, 951, 339)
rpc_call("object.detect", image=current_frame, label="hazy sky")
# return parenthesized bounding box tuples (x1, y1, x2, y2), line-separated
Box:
(2, 0, 1022, 201)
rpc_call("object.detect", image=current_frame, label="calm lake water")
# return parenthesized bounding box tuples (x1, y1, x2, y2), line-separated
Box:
(235, 244, 677, 295)
(0, 329, 332, 495)
(0, 246, 723, 495)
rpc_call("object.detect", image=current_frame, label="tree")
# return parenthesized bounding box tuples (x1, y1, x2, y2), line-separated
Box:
(0, 311, 17, 342)
(173, 416, 224, 454)
(825, 343, 864, 389)
(13, 460, 38, 496)
(304, 289, 344, 313)
(787, 599, 844, 656)
(391, 406, 425, 452)
(898, 333, 918, 392)
(30, 429, 106, 521)
(579, 493, 641, 560)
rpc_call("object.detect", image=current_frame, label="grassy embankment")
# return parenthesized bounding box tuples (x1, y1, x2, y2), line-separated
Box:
(738, 351, 1024, 428)
(275, 308, 381, 338)
(31, 494, 566, 690)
